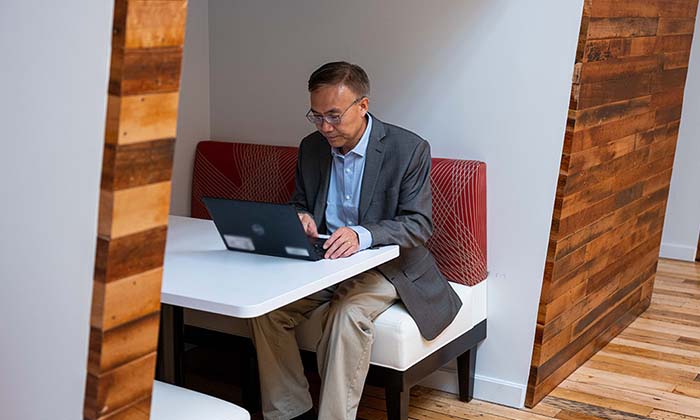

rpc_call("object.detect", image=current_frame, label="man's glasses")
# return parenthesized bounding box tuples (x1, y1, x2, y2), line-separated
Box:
(306, 97, 365, 126)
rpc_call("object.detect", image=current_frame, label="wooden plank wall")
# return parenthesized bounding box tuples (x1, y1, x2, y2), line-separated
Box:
(84, 1, 188, 419)
(526, 0, 699, 407)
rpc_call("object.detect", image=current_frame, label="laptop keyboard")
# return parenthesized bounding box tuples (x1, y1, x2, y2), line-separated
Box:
(309, 238, 327, 258)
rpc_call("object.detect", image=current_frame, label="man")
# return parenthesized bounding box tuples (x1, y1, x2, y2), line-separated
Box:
(249, 62, 462, 420)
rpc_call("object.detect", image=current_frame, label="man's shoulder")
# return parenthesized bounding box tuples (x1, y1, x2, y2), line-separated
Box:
(376, 118, 429, 152)
(298, 131, 326, 151)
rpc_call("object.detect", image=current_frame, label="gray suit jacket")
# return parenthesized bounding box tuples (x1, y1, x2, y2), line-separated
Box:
(290, 115, 462, 340)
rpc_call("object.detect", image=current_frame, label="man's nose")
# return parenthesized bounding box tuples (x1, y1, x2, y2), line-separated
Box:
(320, 120, 334, 132)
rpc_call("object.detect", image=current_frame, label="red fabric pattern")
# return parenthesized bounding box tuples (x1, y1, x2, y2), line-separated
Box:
(427, 158, 487, 286)
(191, 141, 487, 285)
(191, 141, 298, 219)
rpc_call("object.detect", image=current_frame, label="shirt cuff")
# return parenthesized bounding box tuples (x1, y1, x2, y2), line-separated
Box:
(349, 225, 373, 251)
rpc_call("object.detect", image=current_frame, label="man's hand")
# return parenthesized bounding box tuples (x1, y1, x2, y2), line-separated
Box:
(323, 227, 360, 259)
(298, 212, 318, 237)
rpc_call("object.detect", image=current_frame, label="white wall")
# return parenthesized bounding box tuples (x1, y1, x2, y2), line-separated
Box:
(0, 2, 113, 420)
(660, 15, 700, 262)
(173, 0, 583, 407)
(171, 0, 211, 216)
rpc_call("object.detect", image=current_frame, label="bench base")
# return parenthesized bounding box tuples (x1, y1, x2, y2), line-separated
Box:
(158, 305, 486, 420)
(365, 319, 486, 419)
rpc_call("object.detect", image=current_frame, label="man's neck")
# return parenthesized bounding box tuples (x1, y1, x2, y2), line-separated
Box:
(340, 117, 369, 155)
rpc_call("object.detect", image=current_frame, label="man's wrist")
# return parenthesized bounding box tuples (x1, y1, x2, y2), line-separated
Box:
(348, 225, 372, 250)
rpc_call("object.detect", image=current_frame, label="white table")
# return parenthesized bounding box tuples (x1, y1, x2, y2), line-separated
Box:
(157, 215, 399, 384)
(162, 215, 399, 318)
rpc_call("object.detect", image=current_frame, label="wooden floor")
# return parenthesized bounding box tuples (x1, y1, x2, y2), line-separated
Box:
(356, 258, 700, 420)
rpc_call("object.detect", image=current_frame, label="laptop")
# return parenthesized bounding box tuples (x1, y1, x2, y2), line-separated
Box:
(202, 197, 328, 261)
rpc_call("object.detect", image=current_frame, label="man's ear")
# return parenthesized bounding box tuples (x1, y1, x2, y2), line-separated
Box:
(360, 97, 370, 116)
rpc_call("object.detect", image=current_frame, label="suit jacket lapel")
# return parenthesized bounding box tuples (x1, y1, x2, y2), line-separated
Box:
(359, 116, 386, 222)
(313, 138, 332, 229)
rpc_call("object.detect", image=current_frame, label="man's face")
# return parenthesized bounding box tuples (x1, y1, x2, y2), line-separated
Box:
(309, 84, 369, 154)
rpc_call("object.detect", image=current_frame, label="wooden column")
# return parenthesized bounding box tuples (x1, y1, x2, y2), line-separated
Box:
(527, 0, 698, 407)
(84, 1, 187, 419)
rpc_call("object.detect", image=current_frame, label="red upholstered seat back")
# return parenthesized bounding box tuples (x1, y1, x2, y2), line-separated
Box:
(191, 141, 298, 218)
(191, 141, 487, 285)
(427, 158, 487, 286)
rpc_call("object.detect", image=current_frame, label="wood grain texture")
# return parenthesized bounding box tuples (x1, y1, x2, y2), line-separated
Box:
(88, 313, 160, 374)
(101, 397, 151, 420)
(85, 1, 187, 418)
(110, 47, 183, 96)
(84, 353, 157, 420)
(94, 226, 167, 283)
(99, 181, 171, 239)
(113, 0, 187, 50)
(526, 0, 698, 408)
(105, 93, 179, 145)
(101, 138, 175, 191)
(90, 268, 163, 331)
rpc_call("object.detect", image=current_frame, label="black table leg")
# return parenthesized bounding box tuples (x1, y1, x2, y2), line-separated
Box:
(157, 303, 184, 386)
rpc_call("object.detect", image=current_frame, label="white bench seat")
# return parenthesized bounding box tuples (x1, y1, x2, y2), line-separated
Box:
(152, 381, 250, 420)
(184, 280, 487, 371)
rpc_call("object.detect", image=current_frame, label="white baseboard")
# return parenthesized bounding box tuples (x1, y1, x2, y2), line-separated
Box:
(660, 242, 697, 262)
(419, 365, 526, 408)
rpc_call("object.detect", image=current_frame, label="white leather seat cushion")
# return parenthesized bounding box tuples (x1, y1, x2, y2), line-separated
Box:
(184, 280, 487, 372)
(296, 279, 487, 371)
(152, 381, 250, 420)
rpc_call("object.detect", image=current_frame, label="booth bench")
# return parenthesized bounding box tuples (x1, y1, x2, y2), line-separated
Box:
(185, 141, 488, 420)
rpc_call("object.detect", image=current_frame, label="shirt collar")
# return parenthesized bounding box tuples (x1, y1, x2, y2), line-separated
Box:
(331, 114, 373, 158)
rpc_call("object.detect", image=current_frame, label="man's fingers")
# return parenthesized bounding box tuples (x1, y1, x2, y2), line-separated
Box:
(298, 213, 318, 237)
(321, 228, 359, 259)
(307, 222, 318, 237)
(324, 232, 346, 258)
(328, 241, 350, 259)
(324, 237, 343, 258)
(307, 221, 317, 236)
(323, 231, 341, 249)
(334, 242, 356, 259)
(325, 234, 356, 259)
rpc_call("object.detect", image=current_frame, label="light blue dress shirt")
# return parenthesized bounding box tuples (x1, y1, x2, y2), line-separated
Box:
(325, 115, 373, 250)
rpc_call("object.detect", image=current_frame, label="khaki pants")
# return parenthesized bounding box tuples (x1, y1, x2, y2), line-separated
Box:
(249, 269, 398, 420)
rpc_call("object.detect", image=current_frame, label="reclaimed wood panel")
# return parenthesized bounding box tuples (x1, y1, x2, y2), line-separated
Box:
(112, 1, 188, 50)
(110, 47, 183, 96)
(91, 268, 163, 331)
(101, 138, 175, 191)
(583, 36, 658, 62)
(84, 353, 157, 420)
(99, 181, 171, 239)
(105, 93, 179, 145)
(85, 1, 187, 419)
(94, 226, 168, 283)
(101, 397, 151, 420)
(658, 18, 697, 34)
(526, 0, 698, 408)
(88, 314, 160, 374)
